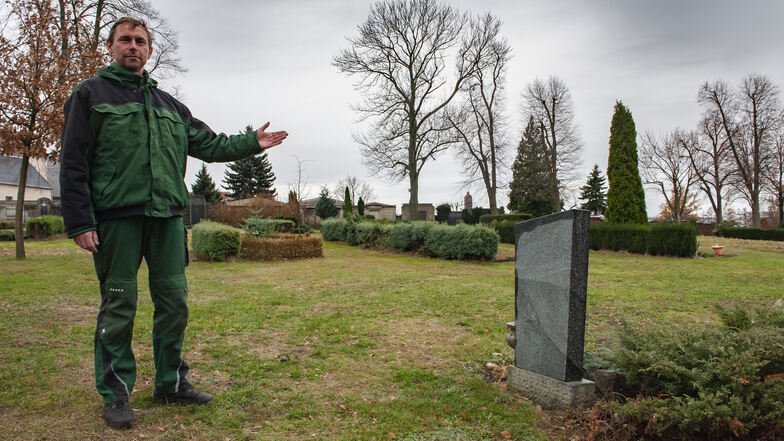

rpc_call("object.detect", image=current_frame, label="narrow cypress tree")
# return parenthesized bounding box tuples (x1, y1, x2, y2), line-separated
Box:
(508, 116, 559, 217)
(357, 197, 365, 216)
(343, 186, 352, 218)
(579, 164, 607, 215)
(605, 102, 647, 223)
(191, 163, 223, 203)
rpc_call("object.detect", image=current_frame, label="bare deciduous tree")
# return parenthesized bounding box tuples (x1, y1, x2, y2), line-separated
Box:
(640, 130, 698, 223)
(288, 155, 313, 226)
(523, 76, 582, 211)
(446, 13, 510, 215)
(333, 0, 481, 220)
(765, 133, 784, 227)
(681, 113, 736, 223)
(331, 175, 376, 204)
(698, 74, 781, 227)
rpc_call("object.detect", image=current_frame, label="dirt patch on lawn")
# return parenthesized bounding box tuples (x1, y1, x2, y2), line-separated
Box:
(377, 317, 473, 370)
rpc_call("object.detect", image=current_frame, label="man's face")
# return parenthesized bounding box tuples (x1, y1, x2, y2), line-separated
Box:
(106, 23, 152, 75)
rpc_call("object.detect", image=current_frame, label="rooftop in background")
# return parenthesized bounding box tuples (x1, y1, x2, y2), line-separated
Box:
(0, 156, 52, 190)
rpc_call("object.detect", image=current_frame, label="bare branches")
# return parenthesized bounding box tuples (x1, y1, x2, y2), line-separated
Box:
(698, 74, 781, 227)
(522, 76, 582, 211)
(334, 0, 479, 219)
(640, 130, 698, 222)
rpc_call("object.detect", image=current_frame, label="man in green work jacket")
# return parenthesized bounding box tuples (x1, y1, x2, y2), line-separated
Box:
(60, 17, 288, 430)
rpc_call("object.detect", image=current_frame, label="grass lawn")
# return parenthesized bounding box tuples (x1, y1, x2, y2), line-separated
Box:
(0, 235, 782, 440)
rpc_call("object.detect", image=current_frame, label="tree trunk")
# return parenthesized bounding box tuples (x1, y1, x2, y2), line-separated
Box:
(751, 193, 761, 228)
(14, 154, 30, 260)
(408, 171, 419, 221)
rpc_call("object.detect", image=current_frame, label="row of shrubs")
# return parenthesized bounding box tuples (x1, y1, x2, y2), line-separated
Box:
(1, 216, 66, 241)
(191, 220, 322, 261)
(320, 219, 499, 260)
(587, 304, 784, 440)
(478, 214, 534, 244)
(716, 226, 784, 241)
(589, 222, 698, 257)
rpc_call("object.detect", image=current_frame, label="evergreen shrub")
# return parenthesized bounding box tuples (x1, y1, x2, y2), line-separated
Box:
(240, 234, 322, 260)
(275, 215, 299, 227)
(424, 224, 498, 260)
(243, 218, 295, 238)
(320, 218, 348, 242)
(589, 222, 648, 254)
(589, 305, 784, 440)
(648, 222, 697, 257)
(192, 220, 242, 261)
(491, 219, 516, 244)
(716, 226, 784, 242)
(320, 220, 499, 260)
(25, 215, 65, 239)
(479, 213, 533, 224)
(0, 230, 15, 241)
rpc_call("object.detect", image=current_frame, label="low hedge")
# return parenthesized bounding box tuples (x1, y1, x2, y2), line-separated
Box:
(716, 226, 784, 242)
(322, 219, 498, 260)
(25, 215, 65, 239)
(192, 220, 242, 261)
(589, 222, 649, 254)
(478, 213, 533, 225)
(240, 234, 323, 260)
(587, 305, 784, 440)
(0, 230, 15, 241)
(648, 222, 698, 257)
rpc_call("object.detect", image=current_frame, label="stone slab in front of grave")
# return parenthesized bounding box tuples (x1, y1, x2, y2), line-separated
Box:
(513, 209, 590, 382)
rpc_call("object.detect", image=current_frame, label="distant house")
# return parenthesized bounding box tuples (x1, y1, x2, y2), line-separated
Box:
(0, 156, 53, 201)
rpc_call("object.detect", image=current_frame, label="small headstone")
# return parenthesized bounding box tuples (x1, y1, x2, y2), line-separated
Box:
(506, 209, 596, 409)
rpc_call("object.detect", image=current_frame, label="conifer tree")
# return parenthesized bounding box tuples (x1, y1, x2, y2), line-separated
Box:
(508, 116, 559, 217)
(579, 164, 607, 215)
(605, 102, 647, 223)
(343, 186, 353, 218)
(223, 152, 276, 200)
(315, 186, 339, 219)
(357, 197, 365, 216)
(191, 164, 223, 203)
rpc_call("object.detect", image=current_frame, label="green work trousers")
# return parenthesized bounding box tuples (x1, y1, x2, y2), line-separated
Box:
(92, 216, 189, 403)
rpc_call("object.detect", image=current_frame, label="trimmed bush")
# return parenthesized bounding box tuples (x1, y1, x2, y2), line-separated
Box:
(25, 215, 65, 239)
(716, 226, 784, 242)
(491, 219, 517, 244)
(588, 305, 784, 440)
(320, 218, 348, 242)
(240, 234, 323, 260)
(192, 220, 242, 261)
(0, 230, 14, 241)
(648, 222, 697, 257)
(275, 215, 299, 227)
(424, 224, 499, 260)
(243, 217, 295, 238)
(590, 222, 649, 254)
(354, 221, 382, 245)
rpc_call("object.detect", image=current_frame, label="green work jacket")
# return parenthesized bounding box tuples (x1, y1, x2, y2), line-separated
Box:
(60, 63, 261, 237)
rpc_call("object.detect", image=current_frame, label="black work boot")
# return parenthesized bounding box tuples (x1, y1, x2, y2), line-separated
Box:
(103, 401, 134, 429)
(153, 382, 213, 405)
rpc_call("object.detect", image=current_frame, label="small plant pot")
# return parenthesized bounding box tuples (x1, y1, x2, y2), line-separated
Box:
(711, 245, 724, 257)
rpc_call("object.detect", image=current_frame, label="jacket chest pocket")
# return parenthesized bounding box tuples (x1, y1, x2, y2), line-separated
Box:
(91, 104, 146, 199)
(154, 109, 188, 172)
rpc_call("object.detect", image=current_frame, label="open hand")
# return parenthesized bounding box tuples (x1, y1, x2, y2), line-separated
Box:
(73, 230, 99, 253)
(256, 122, 288, 150)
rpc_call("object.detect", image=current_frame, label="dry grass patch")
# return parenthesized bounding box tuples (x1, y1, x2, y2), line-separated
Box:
(377, 317, 474, 370)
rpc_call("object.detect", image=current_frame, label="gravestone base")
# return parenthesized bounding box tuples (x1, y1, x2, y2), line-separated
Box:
(507, 365, 596, 410)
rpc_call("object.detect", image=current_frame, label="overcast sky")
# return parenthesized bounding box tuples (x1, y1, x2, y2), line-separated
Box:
(153, 0, 784, 216)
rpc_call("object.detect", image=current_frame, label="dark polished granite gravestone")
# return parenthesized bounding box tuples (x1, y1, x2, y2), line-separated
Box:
(506, 210, 596, 409)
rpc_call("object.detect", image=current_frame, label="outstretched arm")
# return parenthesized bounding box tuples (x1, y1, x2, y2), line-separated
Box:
(256, 122, 288, 149)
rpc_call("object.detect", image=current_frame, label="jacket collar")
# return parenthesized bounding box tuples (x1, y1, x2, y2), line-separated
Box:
(98, 63, 158, 89)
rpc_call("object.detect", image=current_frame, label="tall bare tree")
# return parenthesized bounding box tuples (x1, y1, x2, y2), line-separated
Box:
(333, 0, 481, 220)
(446, 13, 510, 215)
(765, 132, 784, 227)
(331, 175, 376, 204)
(523, 76, 582, 211)
(698, 74, 781, 227)
(681, 113, 736, 223)
(640, 130, 698, 223)
(287, 155, 313, 226)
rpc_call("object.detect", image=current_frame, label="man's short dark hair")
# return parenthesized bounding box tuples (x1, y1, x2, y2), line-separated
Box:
(107, 17, 153, 48)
